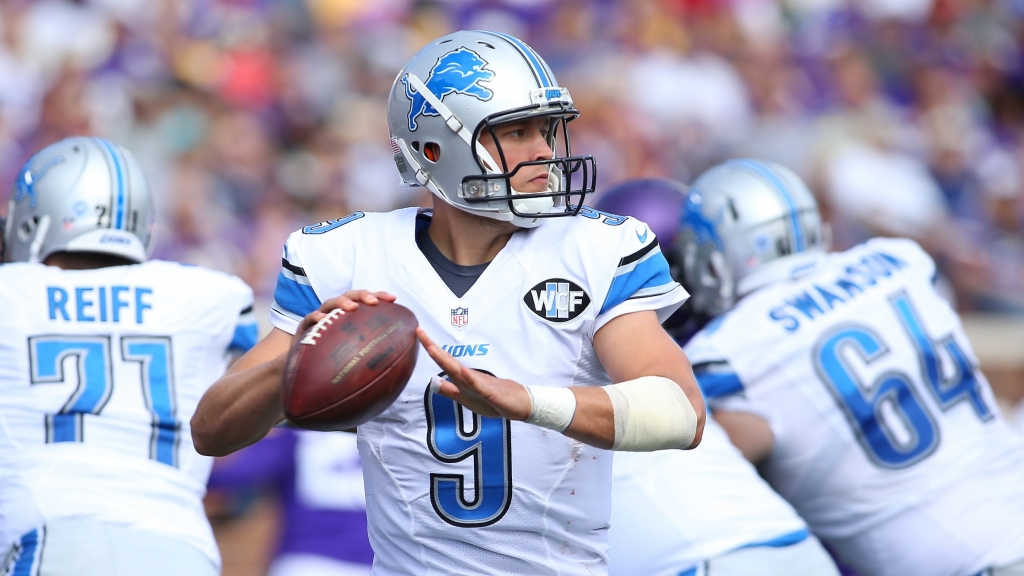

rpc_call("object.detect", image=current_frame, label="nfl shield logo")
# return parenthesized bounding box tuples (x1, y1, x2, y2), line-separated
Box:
(451, 307, 469, 327)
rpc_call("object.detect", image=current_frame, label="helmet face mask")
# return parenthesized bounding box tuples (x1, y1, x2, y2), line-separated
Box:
(466, 107, 593, 220)
(679, 231, 735, 318)
(677, 159, 827, 318)
(388, 30, 596, 228)
(5, 137, 153, 264)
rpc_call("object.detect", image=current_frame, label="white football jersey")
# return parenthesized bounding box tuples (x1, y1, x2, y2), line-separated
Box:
(270, 207, 687, 576)
(0, 261, 256, 568)
(609, 417, 809, 576)
(684, 238, 1024, 576)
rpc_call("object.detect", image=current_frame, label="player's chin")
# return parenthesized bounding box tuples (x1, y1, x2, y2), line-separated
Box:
(514, 179, 549, 194)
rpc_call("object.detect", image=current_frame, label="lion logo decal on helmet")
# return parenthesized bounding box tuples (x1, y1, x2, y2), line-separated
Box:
(681, 189, 725, 250)
(13, 156, 64, 209)
(403, 47, 494, 131)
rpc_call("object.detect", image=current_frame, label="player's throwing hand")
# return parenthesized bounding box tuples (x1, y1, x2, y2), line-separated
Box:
(417, 328, 532, 421)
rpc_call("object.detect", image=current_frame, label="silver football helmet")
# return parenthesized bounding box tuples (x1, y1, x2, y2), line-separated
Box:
(387, 30, 596, 228)
(5, 137, 153, 263)
(677, 159, 828, 317)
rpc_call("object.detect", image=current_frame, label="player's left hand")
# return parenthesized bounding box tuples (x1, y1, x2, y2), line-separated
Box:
(416, 328, 532, 421)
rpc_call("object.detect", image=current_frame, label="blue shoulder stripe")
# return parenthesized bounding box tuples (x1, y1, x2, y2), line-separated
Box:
(600, 252, 674, 315)
(273, 272, 320, 319)
(229, 323, 258, 352)
(692, 364, 743, 398)
(12, 527, 43, 576)
(740, 529, 809, 550)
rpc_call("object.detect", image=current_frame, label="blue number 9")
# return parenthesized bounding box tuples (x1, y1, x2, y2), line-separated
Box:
(577, 206, 627, 226)
(425, 373, 512, 527)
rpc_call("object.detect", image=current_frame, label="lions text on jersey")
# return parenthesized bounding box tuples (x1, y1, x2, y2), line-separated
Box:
(270, 207, 687, 576)
(0, 261, 256, 572)
(684, 238, 1024, 576)
(609, 417, 810, 576)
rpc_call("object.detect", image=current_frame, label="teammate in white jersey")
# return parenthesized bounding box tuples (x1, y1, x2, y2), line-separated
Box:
(678, 159, 1024, 576)
(0, 137, 257, 576)
(191, 30, 706, 575)
(596, 179, 839, 576)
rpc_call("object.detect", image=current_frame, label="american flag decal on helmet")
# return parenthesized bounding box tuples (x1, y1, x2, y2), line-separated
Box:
(390, 137, 402, 156)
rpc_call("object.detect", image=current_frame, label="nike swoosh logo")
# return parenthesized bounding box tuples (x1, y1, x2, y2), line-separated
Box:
(636, 228, 648, 243)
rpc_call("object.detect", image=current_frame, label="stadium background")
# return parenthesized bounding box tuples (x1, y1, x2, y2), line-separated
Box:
(1, 0, 1023, 573)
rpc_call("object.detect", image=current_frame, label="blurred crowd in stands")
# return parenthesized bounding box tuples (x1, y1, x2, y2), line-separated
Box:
(1, 0, 1023, 312)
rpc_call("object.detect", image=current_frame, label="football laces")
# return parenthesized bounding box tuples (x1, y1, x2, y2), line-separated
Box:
(299, 308, 345, 345)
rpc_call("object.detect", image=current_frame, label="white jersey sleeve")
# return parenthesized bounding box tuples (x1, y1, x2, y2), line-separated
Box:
(0, 260, 255, 568)
(592, 213, 688, 333)
(684, 328, 788, 440)
(269, 212, 367, 333)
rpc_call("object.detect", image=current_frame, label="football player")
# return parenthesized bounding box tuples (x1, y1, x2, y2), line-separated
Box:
(191, 30, 706, 575)
(596, 179, 839, 576)
(679, 159, 1024, 576)
(0, 137, 257, 575)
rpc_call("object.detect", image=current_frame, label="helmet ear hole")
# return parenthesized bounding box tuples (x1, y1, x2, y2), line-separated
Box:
(775, 236, 791, 256)
(424, 142, 441, 163)
(726, 198, 739, 221)
(18, 219, 34, 242)
(410, 141, 420, 152)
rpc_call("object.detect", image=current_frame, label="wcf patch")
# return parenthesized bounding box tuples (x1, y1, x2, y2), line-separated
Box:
(523, 278, 590, 323)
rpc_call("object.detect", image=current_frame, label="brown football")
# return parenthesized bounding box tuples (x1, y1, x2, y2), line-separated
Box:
(281, 301, 419, 431)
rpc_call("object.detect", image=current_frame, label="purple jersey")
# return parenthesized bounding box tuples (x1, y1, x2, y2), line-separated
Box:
(207, 428, 373, 566)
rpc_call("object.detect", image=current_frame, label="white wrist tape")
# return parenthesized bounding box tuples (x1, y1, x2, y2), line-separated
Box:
(524, 385, 577, 432)
(602, 376, 698, 451)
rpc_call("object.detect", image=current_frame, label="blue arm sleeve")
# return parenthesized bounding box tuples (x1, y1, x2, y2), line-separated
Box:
(692, 361, 744, 399)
